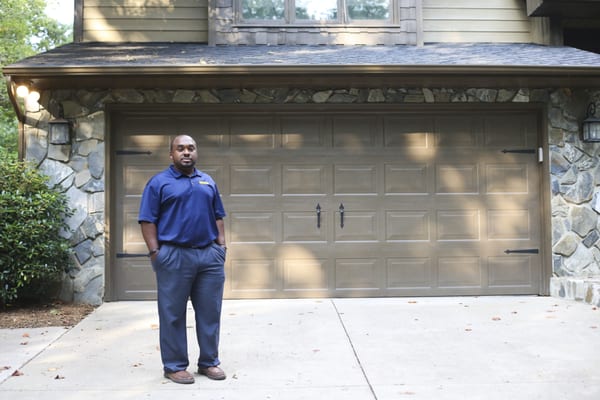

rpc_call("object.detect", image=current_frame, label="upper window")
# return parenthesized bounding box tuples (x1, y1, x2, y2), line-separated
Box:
(241, 0, 392, 24)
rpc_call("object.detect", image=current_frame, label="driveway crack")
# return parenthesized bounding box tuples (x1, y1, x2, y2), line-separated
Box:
(331, 299, 378, 400)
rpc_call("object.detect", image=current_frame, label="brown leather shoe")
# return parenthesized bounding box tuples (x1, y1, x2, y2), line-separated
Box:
(198, 366, 226, 380)
(164, 370, 195, 384)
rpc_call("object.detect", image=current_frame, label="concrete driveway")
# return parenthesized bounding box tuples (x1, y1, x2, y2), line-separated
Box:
(1, 296, 599, 399)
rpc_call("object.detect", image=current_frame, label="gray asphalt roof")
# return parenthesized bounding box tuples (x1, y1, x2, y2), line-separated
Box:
(7, 42, 600, 69)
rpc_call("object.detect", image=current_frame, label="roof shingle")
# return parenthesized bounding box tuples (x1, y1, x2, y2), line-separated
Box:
(8, 42, 600, 69)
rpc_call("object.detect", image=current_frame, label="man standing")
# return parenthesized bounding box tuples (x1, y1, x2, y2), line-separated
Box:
(138, 135, 227, 384)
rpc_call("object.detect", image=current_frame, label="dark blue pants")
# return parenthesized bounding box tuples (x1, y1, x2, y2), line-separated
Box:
(152, 243, 226, 373)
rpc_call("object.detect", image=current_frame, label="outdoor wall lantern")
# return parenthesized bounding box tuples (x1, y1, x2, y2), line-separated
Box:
(582, 103, 600, 142)
(48, 105, 70, 145)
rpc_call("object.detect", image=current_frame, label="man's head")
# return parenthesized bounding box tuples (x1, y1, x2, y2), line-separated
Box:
(170, 135, 198, 174)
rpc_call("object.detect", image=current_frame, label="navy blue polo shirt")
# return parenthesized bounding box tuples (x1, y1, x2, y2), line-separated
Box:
(138, 165, 226, 247)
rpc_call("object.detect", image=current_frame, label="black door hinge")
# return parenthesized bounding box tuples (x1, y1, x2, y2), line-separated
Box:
(501, 149, 536, 154)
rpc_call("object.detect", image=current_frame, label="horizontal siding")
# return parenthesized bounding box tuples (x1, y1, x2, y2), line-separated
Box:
(84, 0, 204, 7)
(424, 32, 531, 43)
(422, 0, 531, 43)
(82, 0, 208, 43)
(89, 31, 209, 42)
(84, 7, 208, 20)
(84, 19, 208, 31)
(425, 20, 530, 32)
(424, 0, 524, 8)
(423, 9, 526, 20)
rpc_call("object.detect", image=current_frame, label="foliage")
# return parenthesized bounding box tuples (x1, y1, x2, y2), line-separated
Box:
(0, 151, 73, 306)
(0, 0, 72, 156)
(0, 103, 18, 155)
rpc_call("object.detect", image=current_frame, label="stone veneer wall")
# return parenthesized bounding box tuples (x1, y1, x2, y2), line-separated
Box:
(547, 89, 600, 306)
(24, 87, 600, 305)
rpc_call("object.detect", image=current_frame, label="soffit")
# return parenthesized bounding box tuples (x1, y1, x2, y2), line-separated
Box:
(527, 0, 600, 18)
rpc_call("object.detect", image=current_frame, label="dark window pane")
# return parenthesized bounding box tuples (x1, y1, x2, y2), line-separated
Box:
(242, 0, 285, 20)
(347, 0, 389, 20)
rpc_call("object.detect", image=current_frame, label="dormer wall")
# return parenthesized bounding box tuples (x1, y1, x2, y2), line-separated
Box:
(77, 0, 535, 46)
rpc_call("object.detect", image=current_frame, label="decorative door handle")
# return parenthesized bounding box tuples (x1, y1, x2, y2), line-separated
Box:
(339, 203, 345, 229)
(504, 248, 539, 254)
(316, 203, 321, 229)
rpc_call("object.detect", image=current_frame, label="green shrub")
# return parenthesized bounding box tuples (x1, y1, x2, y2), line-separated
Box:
(0, 152, 73, 306)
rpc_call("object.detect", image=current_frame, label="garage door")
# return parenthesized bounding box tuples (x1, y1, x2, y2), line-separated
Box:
(111, 107, 542, 300)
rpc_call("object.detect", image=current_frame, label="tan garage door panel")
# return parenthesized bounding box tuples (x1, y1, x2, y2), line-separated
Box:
(111, 108, 542, 300)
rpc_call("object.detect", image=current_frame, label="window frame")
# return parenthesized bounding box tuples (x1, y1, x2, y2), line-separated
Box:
(237, 0, 398, 26)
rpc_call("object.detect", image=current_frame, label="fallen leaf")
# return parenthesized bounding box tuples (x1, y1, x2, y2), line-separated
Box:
(591, 326, 598, 329)
(20, 342, 28, 345)
(465, 328, 473, 332)
(132, 363, 143, 367)
(1, 366, 10, 371)
(12, 370, 23, 377)
(150, 324, 159, 330)
(492, 317, 501, 321)
(408, 300, 418, 304)
(54, 375, 65, 380)
(22, 333, 30, 338)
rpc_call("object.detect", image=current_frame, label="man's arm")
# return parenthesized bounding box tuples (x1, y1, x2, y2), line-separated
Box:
(216, 218, 226, 247)
(140, 221, 160, 259)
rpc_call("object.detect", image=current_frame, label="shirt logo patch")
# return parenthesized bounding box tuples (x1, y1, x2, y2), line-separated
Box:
(199, 180, 210, 185)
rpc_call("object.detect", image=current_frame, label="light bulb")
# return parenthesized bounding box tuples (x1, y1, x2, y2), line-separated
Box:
(16, 85, 29, 98)
(28, 91, 40, 102)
